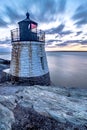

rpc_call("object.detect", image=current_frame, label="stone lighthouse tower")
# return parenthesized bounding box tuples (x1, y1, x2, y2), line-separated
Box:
(10, 12, 50, 85)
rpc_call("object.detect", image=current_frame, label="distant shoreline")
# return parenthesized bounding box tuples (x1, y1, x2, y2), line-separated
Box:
(0, 51, 87, 53)
(46, 50, 87, 52)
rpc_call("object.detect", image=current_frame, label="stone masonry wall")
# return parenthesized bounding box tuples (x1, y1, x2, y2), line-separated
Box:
(10, 41, 49, 78)
(11, 72, 50, 85)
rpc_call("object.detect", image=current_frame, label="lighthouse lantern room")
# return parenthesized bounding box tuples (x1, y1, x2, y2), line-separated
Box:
(10, 12, 50, 85)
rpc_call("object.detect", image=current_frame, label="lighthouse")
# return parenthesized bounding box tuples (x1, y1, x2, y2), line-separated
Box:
(10, 12, 50, 85)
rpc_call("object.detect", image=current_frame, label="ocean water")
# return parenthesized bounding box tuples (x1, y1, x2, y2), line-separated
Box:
(0, 51, 87, 88)
(47, 51, 87, 88)
(0, 52, 11, 60)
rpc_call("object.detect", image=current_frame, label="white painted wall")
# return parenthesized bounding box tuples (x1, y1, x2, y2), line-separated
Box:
(10, 41, 49, 77)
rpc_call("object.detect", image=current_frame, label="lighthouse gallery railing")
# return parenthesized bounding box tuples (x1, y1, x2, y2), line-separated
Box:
(11, 28, 45, 42)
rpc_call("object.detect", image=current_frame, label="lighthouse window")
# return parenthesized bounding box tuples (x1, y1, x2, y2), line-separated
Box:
(40, 57, 44, 70)
(31, 23, 37, 33)
(28, 24, 30, 29)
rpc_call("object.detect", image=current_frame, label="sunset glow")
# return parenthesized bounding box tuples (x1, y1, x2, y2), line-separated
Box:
(0, 0, 87, 52)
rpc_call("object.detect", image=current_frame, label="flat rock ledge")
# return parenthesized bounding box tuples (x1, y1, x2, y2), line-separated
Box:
(0, 84, 87, 130)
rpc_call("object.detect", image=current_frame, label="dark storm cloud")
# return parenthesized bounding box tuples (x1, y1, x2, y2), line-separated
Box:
(58, 0, 66, 13)
(34, 0, 67, 22)
(64, 40, 83, 44)
(5, 6, 24, 23)
(46, 24, 65, 34)
(47, 39, 62, 43)
(35, 0, 56, 22)
(80, 40, 87, 45)
(56, 40, 78, 47)
(0, 0, 67, 26)
(56, 24, 65, 33)
(55, 30, 72, 38)
(56, 39, 87, 47)
(76, 31, 82, 36)
(56, 42, 68, 47)
(46, 38, 87, 48)
(34, 0, 67, 15)
(60, 30, 72, 35)
(0, 18, 8, 28)
(72, 5, 87, 20)
(75, 19, 87, 27)
(72, 4, 87, 26)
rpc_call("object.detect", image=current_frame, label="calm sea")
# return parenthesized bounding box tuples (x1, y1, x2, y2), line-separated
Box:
(47, 51, 87, 88)
(0, 51, 87, 88)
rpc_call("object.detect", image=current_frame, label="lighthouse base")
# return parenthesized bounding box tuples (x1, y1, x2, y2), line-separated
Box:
(11, 73, 50, 86)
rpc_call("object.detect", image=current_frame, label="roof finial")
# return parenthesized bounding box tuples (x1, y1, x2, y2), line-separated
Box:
(26, 12, 30, 19)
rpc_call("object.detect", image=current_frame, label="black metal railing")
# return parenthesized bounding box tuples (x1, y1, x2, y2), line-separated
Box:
(11, 28, 20, 42)
(11, 28, 45, 42)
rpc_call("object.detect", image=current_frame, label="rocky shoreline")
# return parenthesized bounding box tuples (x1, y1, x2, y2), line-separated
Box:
(0, 58, 10, 81)
(0, 84, 87, 130)
(0, 59, 87, 130)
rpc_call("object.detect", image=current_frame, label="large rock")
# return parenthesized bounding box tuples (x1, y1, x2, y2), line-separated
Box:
(0, 103, 15, 130)
(16, 86, 87, 125)
(0, 95, 16, 110)
(0, 85, 87, 129)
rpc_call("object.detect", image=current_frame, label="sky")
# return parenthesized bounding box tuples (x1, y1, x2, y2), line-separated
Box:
(0, 0, 87, 52)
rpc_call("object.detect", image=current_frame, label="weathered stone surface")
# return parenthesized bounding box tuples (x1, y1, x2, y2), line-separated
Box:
(0, 85, 87, 130)
(10, 72, 50, 86)
(10, 42, 49, 78)
(0, 95, 16, 110)
(0, 103, 15, 130)
(15, 86, 87, 126)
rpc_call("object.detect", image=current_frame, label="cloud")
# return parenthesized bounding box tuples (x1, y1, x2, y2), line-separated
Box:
(0, 0, 86, 51)
(47, 39, 62, 43)
(58, 0, 67, 13)
(46, 39, 87, 48)
(55, 40, 78, 47)
(0, 18, 8, 28)
(57, 30, 72, 37)
(56, 40, 87, 47)
(0, 0, 67, 25)
(5, 6, 24, 24)
(56, 24, 65, 33)
(80, 40, 87, 45)
(56, 42, 68, 47)
(81, 45, 87, 48)
(0, 39, 11, 44)
(72, 4, 87, 26)
(35, 0, 67, 22)
(46, 23, 65, 34)
(45, 24, 73, 37)
(76, 31, 82, 36)
(0, 39, 11, 52)
(72, 5, 87, 19)
(75, 19, 87, 26)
